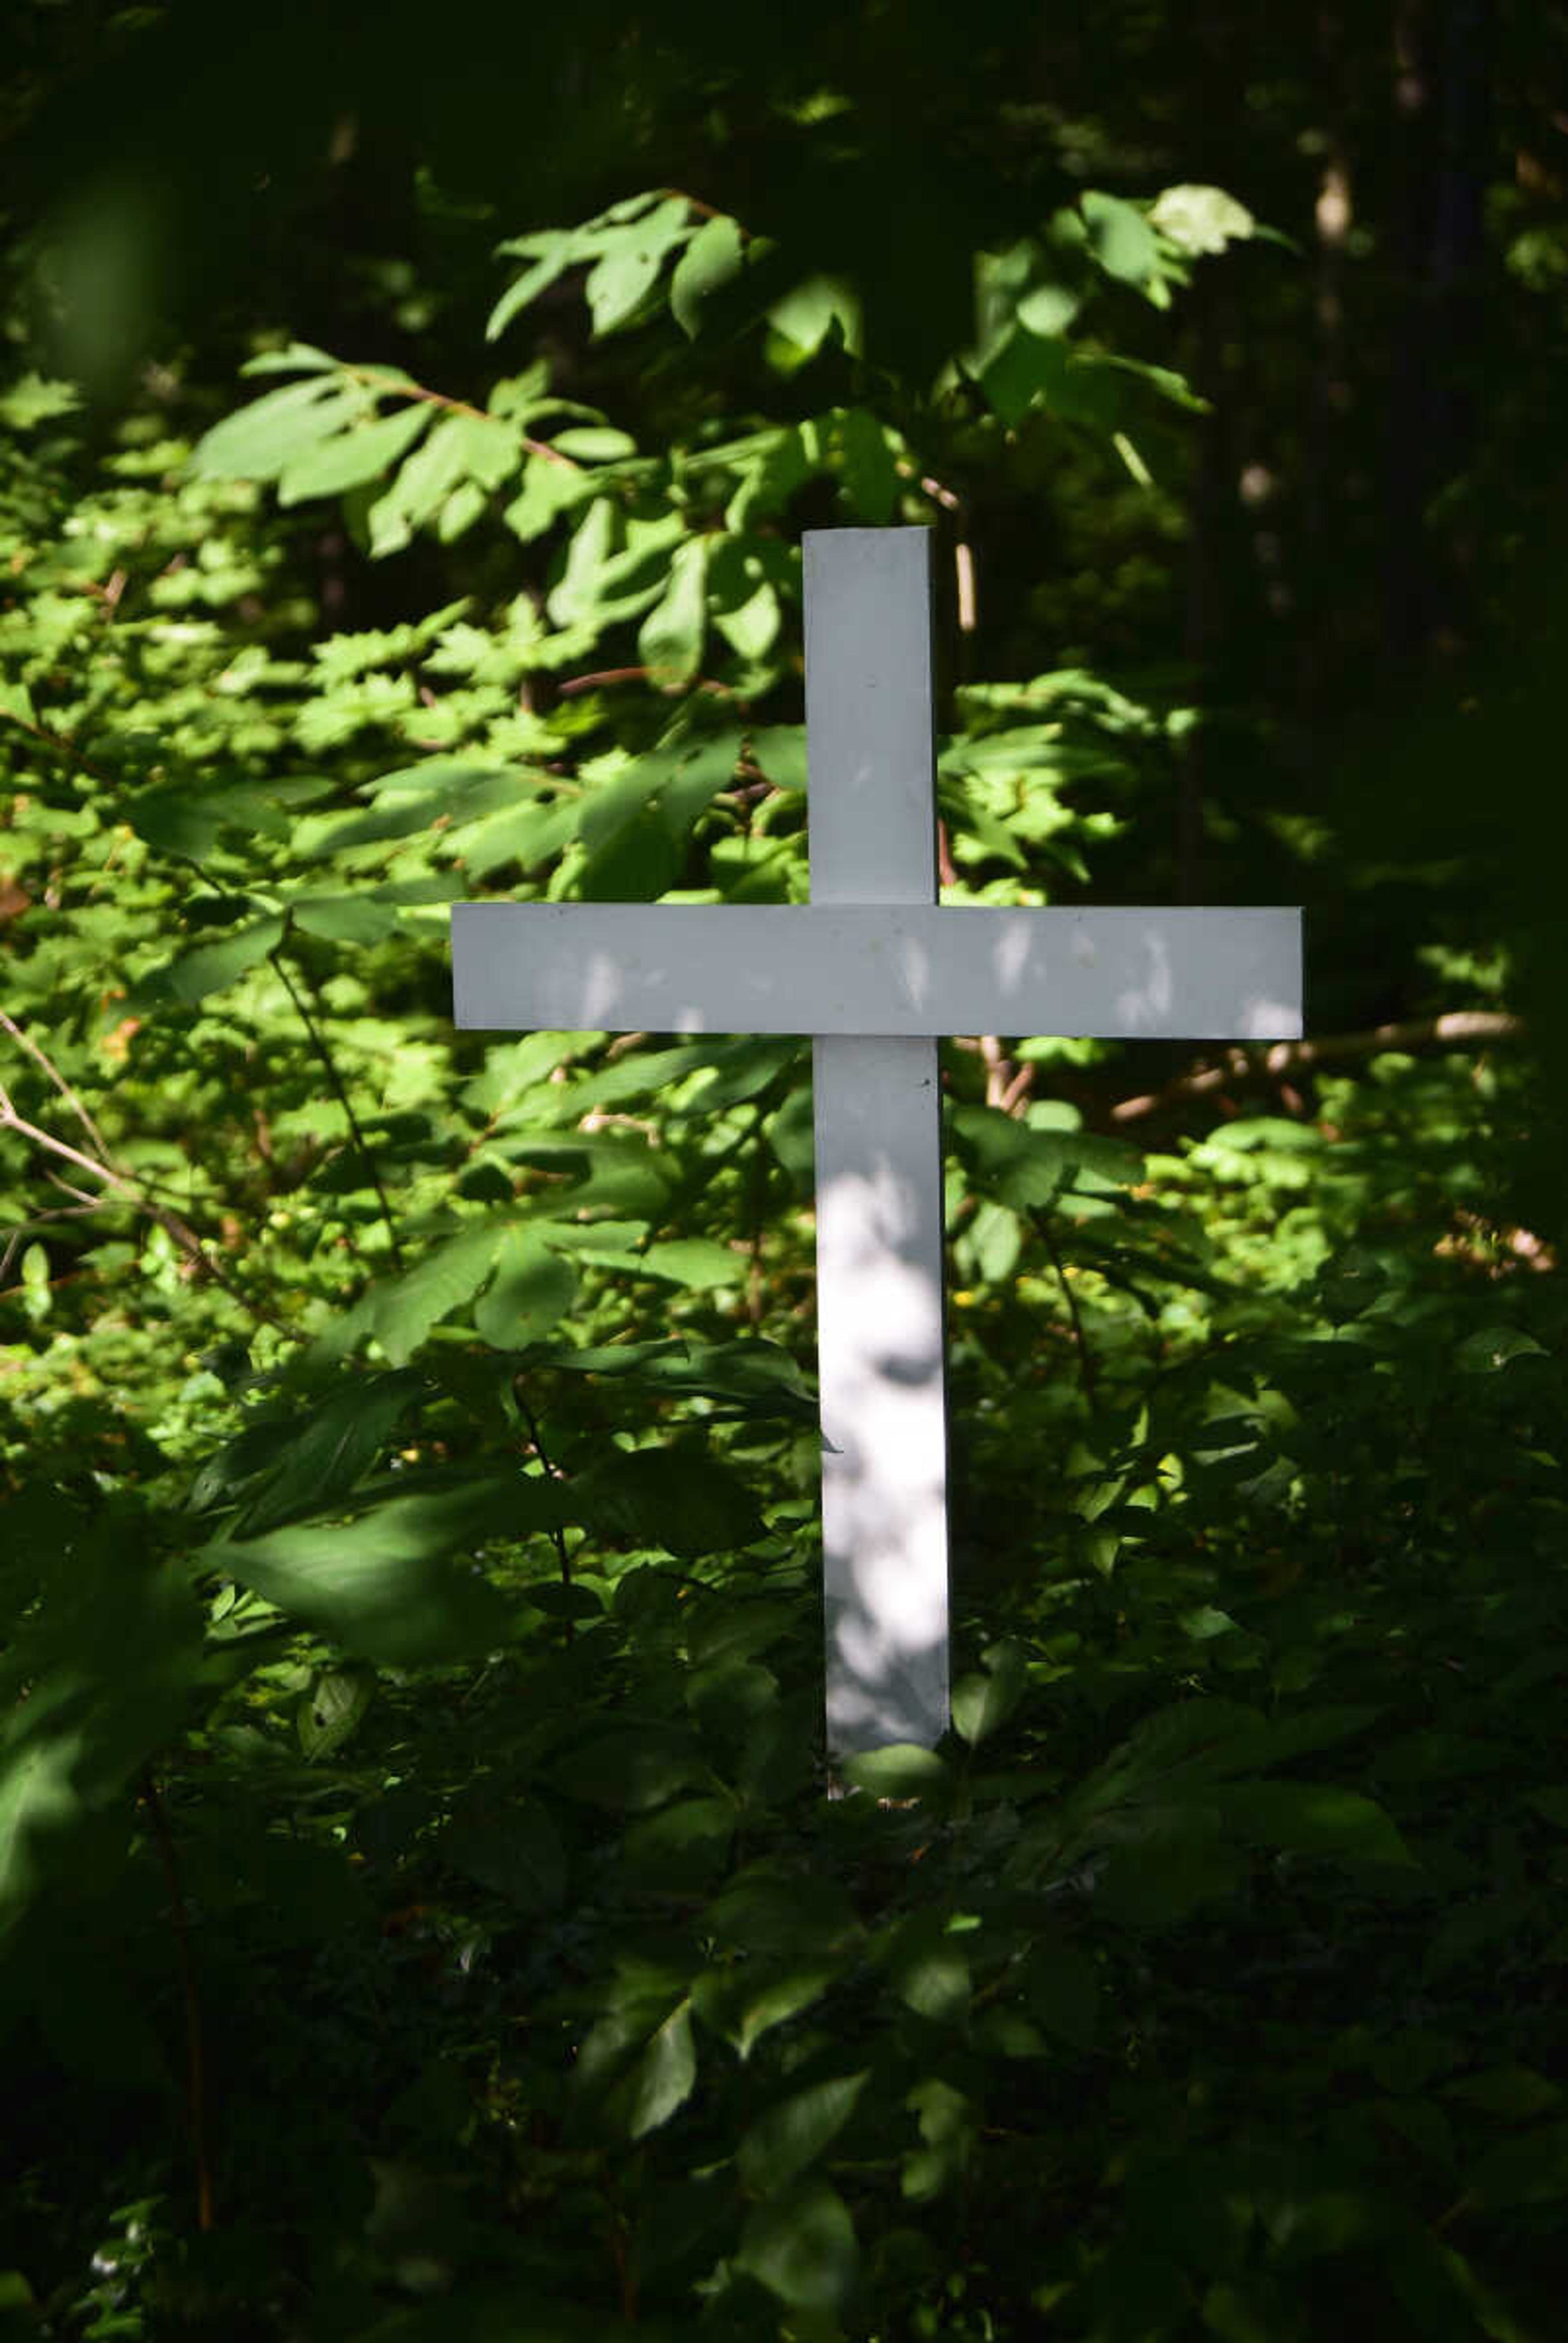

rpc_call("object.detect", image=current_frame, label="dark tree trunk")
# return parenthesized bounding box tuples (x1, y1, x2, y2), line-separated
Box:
(1383, 0, 1495, 664)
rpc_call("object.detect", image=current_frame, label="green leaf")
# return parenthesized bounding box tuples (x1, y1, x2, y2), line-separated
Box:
(1444, 2065, 1561, 2119)
(17, 1242, 48, 1327)
(738, 2178, 860, 2314)
(149, 914, 285, 1006)
(1094, 1834, 1245, 1925)
(369, 414, 492, 554)
(1151, 184, 1256, 256)
(953, 1103, 1142, 1209)
(487, 236, 577, 342)
(739, 2069, 868, 2193)
(637, 1238, 744, 1289)
(951, 1639, 1028, 1746)
(902, 2077, 978, 2202)
(838, 407, 899, 523)
(474, 1227, 577, 1348)
(192, 376, 368, 481)
(199, 1480, 529, 1664)
(238, 1372, 421, 1535)
(619, 1795, 735, 1889)
(297, 1665, 375, 1759)
(240, 340, 339, 376)
(289, 893, 405, 944)
(698, 1962, 840, 2060)
(550, 426, 638, 460)
(884, 1911, 971, 2022)
(1216, 1782, 1416, 1868)
(0, 1535, 205, 1932)
(585, 198, 694, 336)
(443, 1797, 566, 1911)
(1022, 1942, 1100, 2049)
(0, 373, 82, 430)
(1081, 190, 1162, 288)
(712, 576, 781, 662)
(670, 215, 744, 336)
(560, 1723, 708, 1813)
(708, 1862, 860, 1956)
(548, 493, 617, 624)
(371, 1227, 502, 1365)
(1468, 2121, 1568, 2208)
(124, 777, 308, 858)
(1455, 1325, 1548, 1372)
(580, 1441, 766, 1558)
(624, 1998, 696, 2139)
(1017, 281, 1081, 336)
(768, 274, 862, 359)
(277, 402, 434, 503)
(841, 1744, 950, 1800)
(637, 537, 708, 690)
(505, 456, 595, 542)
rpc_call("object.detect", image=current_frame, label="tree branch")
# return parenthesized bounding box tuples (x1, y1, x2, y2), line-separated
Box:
(1109, 1011, 1521, 1125)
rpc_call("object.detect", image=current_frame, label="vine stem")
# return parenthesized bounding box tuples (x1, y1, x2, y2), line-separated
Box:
(139, 1769, 215, 2233)
(268, 950, 404, 1272)
(339, 363, 578, 470)
(512, 1377, 576, 1635)
(1031, 1208, 1101, 1414)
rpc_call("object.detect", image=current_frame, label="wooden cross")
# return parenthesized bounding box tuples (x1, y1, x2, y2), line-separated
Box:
(452, 529, 1302, 1753)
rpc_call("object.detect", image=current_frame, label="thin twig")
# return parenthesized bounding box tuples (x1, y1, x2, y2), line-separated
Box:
(0, 1007, 111, 1157)
(268, 951, 404, 1272)
(556, 665, 736, 700)
(0, 1059, 285, 1330)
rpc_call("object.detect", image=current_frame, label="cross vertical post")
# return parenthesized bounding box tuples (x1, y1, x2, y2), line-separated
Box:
(804, 529, 950, 1754)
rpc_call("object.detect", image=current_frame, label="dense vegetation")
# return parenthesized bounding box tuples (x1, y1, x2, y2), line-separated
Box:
(2, 4, 1566, 2335)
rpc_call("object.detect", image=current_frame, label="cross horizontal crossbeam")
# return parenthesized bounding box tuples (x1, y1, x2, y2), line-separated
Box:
(452, 901, 1301, 1041)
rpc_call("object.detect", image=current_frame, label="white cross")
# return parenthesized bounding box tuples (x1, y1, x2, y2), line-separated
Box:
(451, 529, 1301, 1754)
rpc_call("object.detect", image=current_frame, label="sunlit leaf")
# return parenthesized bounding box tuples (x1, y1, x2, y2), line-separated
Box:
(671, 215, 744, 336)
(277, 402, 434, 503)
(637, 537, 708, 690)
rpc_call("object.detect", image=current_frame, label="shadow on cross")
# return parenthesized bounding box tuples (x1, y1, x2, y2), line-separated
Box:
(813, 1036, 950, 1757)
